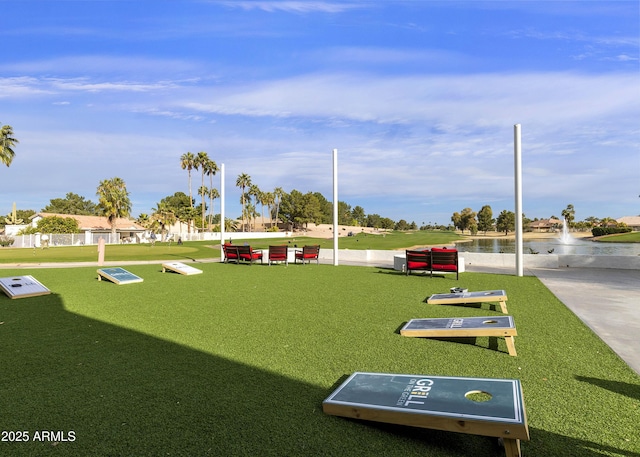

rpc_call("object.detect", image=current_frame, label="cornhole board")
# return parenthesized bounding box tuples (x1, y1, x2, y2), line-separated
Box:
(97, 267, 143, 285)
(427, 290, 508, 314)
(324, 372, 529, 457)
(0, 275, 51, 299)
(161, 262, 203, 275)
(401, 316, 517, 356)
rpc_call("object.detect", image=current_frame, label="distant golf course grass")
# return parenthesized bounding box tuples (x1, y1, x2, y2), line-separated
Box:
(596, 231, 640, 243)
(1, 262, 638, 456)
(0, 231, 463, 264)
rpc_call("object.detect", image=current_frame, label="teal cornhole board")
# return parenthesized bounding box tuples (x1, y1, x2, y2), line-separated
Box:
(427, 290, 508, 313)
(323, 372, 529, 456)
(0, 275, 51, 299)
(400, 316, 518, 356)
(97, 267, 143, 285)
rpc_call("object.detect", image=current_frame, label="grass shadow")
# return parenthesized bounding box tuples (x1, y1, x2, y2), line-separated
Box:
(575, 376, 640, 401)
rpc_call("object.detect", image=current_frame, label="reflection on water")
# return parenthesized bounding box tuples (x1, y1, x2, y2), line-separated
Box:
(455, 238, 640, 256)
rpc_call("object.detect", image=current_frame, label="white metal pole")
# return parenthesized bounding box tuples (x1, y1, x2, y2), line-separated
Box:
(514, 125, 523, 277)
(220, 163, 225, 260)
(333, 149, 339, 266)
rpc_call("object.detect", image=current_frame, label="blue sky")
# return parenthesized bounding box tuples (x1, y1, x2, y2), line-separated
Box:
(1, 0, 638, 225)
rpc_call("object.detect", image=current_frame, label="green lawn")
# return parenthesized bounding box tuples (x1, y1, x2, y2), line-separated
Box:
(1, 263, 638, 456)
(596, 231, 640, 243)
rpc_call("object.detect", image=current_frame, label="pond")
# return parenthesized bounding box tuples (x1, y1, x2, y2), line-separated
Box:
(454, 237, 640, 256)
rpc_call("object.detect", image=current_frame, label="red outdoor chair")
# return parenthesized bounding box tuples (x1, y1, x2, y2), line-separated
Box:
(294, 245, 320, 265)
(268, 245, 288, 266)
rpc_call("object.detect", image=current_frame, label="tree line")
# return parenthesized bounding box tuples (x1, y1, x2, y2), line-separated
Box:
(449, 203, 628, 235)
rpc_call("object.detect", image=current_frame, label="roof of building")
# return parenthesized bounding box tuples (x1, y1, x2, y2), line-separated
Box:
(617, 216, 640, 227)
(31, 213, 145, 231)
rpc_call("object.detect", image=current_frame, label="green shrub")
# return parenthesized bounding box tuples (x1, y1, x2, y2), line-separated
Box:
(591, 226, 632, 237)
(0, 235, 15, 247)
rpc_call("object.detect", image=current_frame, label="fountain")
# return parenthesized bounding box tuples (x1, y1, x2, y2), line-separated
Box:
(559, 219, 575, 244)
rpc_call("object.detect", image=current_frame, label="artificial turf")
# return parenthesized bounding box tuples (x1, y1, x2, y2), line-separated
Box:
(1, 262, 638, 456)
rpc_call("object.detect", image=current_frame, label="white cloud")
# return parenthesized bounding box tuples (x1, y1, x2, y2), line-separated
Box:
(221, 1, 364, 13)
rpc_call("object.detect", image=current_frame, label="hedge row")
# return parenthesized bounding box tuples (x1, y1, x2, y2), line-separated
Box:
(591, 226, 632, 237)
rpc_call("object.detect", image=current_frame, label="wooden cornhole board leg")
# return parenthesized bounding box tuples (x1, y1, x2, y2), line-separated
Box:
(499, 299, 508, 314)
(503, 437, 522, 457)
(505, 336, 517, 357)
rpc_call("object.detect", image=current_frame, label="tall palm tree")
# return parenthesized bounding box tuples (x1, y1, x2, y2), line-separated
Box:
(195, 151, 209, 230)
(208, 187, 220, 229)
(180, 152, 197, 208)
(201, 155, 219, 231)
(0, 124, 19, 167)
(235, 173, 251, 232)
(248, 184, 261, 231)
(273, 187, 284, 229)
(263, 191, 274, 229)
(96, 177, 132, 240)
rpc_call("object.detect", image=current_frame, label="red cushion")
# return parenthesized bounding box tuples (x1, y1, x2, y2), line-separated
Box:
(431, 248, 457, 253)
(407, 261, 429, 269)
(431, 264, 457, 271)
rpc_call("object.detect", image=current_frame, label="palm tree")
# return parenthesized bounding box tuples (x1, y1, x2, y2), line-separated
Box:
(273, 187, 284, 229)
(202, 155, 219, 231)
(235, 173, 252, 232)
(195, 152, 209, 230)
(263, 191, 274, 229)
(96, 177, 132, 240)
(151, 201, 177, 241)
(208, 187, 220, 229)
(180, 152, 197, 208)
(248, 184, 261, 231)
(0, 124, 19, 167)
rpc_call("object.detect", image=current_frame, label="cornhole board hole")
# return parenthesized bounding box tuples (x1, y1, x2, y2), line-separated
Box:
(401, 316, 517, 356)
(324, 372, 529, 457)
(97, 267, 143, 285)
(161, 262, 203, 275)
(427, 290, 508, 314)
(0, 275, 51, 299)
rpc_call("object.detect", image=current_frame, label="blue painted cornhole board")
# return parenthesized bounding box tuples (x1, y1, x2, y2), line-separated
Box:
(0, 275, 51, 299)
(161, 262, 203, 275)
(400, 316, 518, 356)
(323, 372, 529, 455)
(427, 290, 508, 313)
(97, 267, 143, 285)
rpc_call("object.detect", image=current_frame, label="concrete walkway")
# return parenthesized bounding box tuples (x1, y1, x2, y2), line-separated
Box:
(530, 267, 640, 376)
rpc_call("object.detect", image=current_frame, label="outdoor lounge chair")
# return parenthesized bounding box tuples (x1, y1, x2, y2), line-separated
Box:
(405, 249, 430, 275)
(237, 245, 264, 265)
(268, 245, 288, 266)
(294, 245, 320, 265)
(430, 247, 459, 280)
(222, 244, 239, 263)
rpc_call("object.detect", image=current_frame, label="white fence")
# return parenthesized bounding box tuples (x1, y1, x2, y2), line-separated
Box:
(4, 231, 295, 248)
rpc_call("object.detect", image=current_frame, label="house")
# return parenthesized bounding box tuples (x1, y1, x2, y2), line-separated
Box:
(528, 218, 563, 232)
(617, 216, 640, 231)
(30, 213, 147, 243)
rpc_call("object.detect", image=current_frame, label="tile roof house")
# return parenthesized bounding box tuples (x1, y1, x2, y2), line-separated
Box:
(528, 218, 563, 232)
(30, 213, 146, 243)
(617, 216, 640, 230)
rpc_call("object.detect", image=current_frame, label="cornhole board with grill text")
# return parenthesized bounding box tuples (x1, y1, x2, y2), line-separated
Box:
(401, 316, 517, 356)
(161, 262, 203, 275)
(0, 275, 51, 299)
(323, 372, 529, 457)
(427, 290, 508, 314)
(97, 267, 143, 285)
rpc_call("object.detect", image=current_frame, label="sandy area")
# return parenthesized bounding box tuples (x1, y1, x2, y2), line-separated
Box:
(294, 223, 592, 241)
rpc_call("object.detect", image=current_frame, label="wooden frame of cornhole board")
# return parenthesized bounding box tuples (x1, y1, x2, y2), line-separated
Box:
(0, 275, 51, 299)
(324, 372, 529, 457)
(97, 267, 143, 285)
(161, 262, 203, 275)
(427, 290, 508, 314)
(401, 316, 518, 356)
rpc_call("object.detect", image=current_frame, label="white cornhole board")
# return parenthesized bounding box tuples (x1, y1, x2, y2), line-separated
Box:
(161, 262, 203, 275)
(97, 267, 143, 285)
(0, 275, 52, 299)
